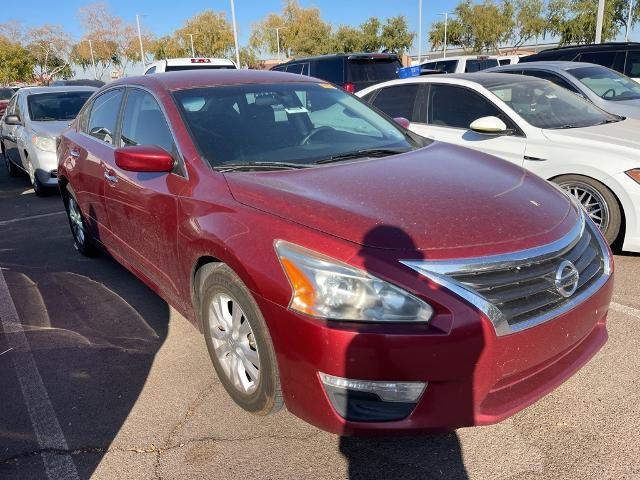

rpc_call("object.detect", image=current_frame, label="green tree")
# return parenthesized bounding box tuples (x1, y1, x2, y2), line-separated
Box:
(0, 38, 34, 84)
(150, 35, 185, 60)
(505, 0, 548, 52)
(331, 25, 365, 53)
(547, 0, 625, 44)
(360, 17, 383, 52)
(380, 16, 415, 55)
(174, 10, 234, 57)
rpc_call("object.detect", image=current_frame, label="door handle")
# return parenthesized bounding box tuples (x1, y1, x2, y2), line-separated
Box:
(104, 171, 118, 183)
(69, 148, 80, 158)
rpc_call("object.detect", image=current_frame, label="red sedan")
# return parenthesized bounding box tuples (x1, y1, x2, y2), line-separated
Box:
(57, 70, 613, 435)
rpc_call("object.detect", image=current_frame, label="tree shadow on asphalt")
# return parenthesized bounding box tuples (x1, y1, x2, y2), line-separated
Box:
(339, 225, 476, 480)
(0, 187, 169, 479)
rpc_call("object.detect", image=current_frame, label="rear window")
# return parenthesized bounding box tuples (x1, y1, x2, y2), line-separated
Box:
(347, 59, 401, 83)
(465, 59, 499, 72)
(312, 58, 344, 84)
(576, 51, 626, 72)
(165, 65, 236, 72)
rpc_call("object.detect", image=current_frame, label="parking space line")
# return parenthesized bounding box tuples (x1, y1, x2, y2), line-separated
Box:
(0, 211, 65, 227)
(611, 301, 640, 319)
(0, 268, 79, 480)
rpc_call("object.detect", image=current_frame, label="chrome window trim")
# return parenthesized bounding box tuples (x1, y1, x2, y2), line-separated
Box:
(401, 210, 612, 336)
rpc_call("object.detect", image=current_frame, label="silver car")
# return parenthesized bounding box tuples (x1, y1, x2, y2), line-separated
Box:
(487, 61, 640, 119)
(0, 86, 95, 196)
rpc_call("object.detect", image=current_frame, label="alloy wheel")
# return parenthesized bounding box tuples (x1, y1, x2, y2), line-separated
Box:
(208, 293, 260, 394)
(67, 196, 86, 247)
(559, 181, 610, 233)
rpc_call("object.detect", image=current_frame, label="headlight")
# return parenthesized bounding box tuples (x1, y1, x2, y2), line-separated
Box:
(626, 169, 640, 184)
(32, 133, 56, 152)
(274, 240, 433, 323)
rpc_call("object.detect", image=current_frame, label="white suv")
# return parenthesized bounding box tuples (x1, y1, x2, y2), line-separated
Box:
(416, 55, 500, 73)
(144, 57, 236, 74)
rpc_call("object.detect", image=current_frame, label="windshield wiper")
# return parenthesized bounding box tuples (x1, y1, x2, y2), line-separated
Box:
(217, 162, 310, 172)
(315, 147, 410, 165)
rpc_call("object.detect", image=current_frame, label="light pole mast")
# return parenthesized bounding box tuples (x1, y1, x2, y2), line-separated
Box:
(626, 0, 634, 41)
(188, 33, 196, 57)
(230, 0, 241, 68)
(439, 12, 454, 58)
(87, 39, 97, 80)
(136, 14, 146, 69)
(595, 0, 606, 44)
(418, 0, 422, 64)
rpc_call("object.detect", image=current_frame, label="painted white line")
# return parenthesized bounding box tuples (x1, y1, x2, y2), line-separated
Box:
(0, 347, 13, 356)
(0, 211, 65, 227)
(611, 301, 640, 319)
(0, 268, 79, 479)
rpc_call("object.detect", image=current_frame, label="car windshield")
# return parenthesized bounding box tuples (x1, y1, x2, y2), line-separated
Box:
(27, 91, 93, 121)
(569, 66, 640, 101)
(173, 82, 417, 169)
(487, 78, 619, 129)
(0, 88, 13, 100)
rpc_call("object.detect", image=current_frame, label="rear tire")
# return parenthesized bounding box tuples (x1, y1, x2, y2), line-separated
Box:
(198, 263, 283, 416)
(553, 174, 621, 245)
(63, 189, 98, 257)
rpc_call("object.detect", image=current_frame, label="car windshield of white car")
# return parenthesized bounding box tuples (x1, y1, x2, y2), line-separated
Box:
(0, 88, 13, 100)
(488, 79, 620, 129)
(27, 91, 94, 122)
(173, 82, 420, 170)
(569, 66, 640, 101)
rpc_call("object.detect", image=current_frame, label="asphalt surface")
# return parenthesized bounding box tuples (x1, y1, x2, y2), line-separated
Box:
(0, 160, 639, 480)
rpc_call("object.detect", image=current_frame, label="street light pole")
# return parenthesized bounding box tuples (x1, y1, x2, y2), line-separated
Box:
(595, 0, 606, 44)
(230, 0, 241, 68)
(418, 0, 422, 64)
(439, 12, 454, 58)
(275, 27, 286, 60)
(87, 39, 97, 80)
(626, 0, 634, 41)
(136, 14, 146, 69)
(188, 33, 196, 57)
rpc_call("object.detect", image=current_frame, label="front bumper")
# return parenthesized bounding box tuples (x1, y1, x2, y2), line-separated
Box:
(610, 172, 640, 253)
(257, 275, 612, 435)
(31, 149, 58, 186)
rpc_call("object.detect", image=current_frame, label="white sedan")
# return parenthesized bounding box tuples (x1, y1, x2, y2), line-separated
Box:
(357, 73, 640, 253)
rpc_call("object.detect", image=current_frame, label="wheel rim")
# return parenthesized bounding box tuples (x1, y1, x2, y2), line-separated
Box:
(559, 181, 610, 233)
(67, 197, 85, 246)
(208, 293, 260, 394)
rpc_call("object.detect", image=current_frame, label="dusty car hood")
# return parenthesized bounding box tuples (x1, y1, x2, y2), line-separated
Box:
(597, 99, 640, 119)
(542, 118, 640, 154)
(224, 142, 576, 256)
(30, 120, 71, 138)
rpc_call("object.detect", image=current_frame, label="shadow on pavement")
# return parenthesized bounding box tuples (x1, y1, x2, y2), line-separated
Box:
(0, 165, 169, 478)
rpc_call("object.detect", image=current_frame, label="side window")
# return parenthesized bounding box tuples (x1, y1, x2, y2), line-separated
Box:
(271, 65, 286, 72)
(521, 70, 580, 93)
(285, 63, 304, 74)
(371, 85, 420, 121)
(435, 60, 457, 73)
(578, 51, 625, 73)
(145, 66, 156, 74)
(14, 95, 23, 120)
(120, 89, 175, 154)
(428, 84, 515, 130)
(360, 91, 377, 103)
(313, 58, 344, 84)
(5, 95, 17, 116)
(86, 89, 124, 144)
(625, 50, 640, 77)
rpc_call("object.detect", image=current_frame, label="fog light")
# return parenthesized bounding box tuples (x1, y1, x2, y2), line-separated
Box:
(319, 372, 426, 422)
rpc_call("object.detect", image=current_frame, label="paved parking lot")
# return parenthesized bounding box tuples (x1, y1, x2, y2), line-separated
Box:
(0, 162, 639, 480)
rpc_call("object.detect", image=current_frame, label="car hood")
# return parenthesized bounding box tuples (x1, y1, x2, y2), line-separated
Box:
(224, 142, 577, 257)
(543, 118, 640, 154)
(30, 120, 71, 138)
(599, 99, 640, 118)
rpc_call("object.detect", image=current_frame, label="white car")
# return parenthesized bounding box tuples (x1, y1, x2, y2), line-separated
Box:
(144, 57, 236, 74)
(414, 55, 500, 73)
(0, 86, 96, 196)
(357, 73, 640, 252)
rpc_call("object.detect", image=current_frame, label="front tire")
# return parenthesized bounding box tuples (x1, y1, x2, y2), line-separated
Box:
(554, 174, 621, 245)
(64, 190, 97, 257)
(3, 151, 20, 177)
(199, 264, 283, 416)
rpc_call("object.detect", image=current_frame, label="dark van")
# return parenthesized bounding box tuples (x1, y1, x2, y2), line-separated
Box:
(271, 53, 402, 92)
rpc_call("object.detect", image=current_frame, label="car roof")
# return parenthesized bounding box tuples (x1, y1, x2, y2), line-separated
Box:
(490, 61, 597, 72)
(108, 69, 321, 92)
(18, 86, 98, 95)
(537, 41, 640, 53)
(421, 55, 497, 62)
(277, 52, 399, 64)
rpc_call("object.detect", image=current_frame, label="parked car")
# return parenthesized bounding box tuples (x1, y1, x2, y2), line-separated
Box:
(270, 53, 402, 92)
(57, 70, 612, 435)
(496, 54, 521, 66)
(416, 55, 500, 74)
(519, 42, 640, 82)
(488, 61, 640, 118)
(0, 87, 14, 117)
(358, 73, 640, 252)
(1, 86, 96, 195)
(144, 57, 237, 74)
(50, 79, 106, 88)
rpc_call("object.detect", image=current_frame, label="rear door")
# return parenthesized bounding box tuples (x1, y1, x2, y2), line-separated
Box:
(103, 87, 188, 302)
(370, 83, 422, 125)
(416, 83, 527, 165)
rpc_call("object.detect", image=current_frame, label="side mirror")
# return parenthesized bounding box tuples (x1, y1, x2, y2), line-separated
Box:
(114, 145, 175, 173)
(393, 117, 411, 129)
(4, 114, 21, 126)
(469, 116, 508, 135)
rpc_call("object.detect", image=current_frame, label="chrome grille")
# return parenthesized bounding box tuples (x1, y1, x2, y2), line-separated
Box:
(402, 212, 612, 336)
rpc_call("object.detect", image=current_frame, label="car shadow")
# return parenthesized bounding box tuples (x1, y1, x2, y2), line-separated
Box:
(339, 225, 476, 480)
(0, 184, 169, 478)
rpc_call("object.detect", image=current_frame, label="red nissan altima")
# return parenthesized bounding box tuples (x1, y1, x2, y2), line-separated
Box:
(57, 70, 613, 435)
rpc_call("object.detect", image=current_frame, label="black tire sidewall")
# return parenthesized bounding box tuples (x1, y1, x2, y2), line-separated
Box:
(201, 265, 280, 415)
(64, 190, 97, 256)
(554, 174, 621, 245)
